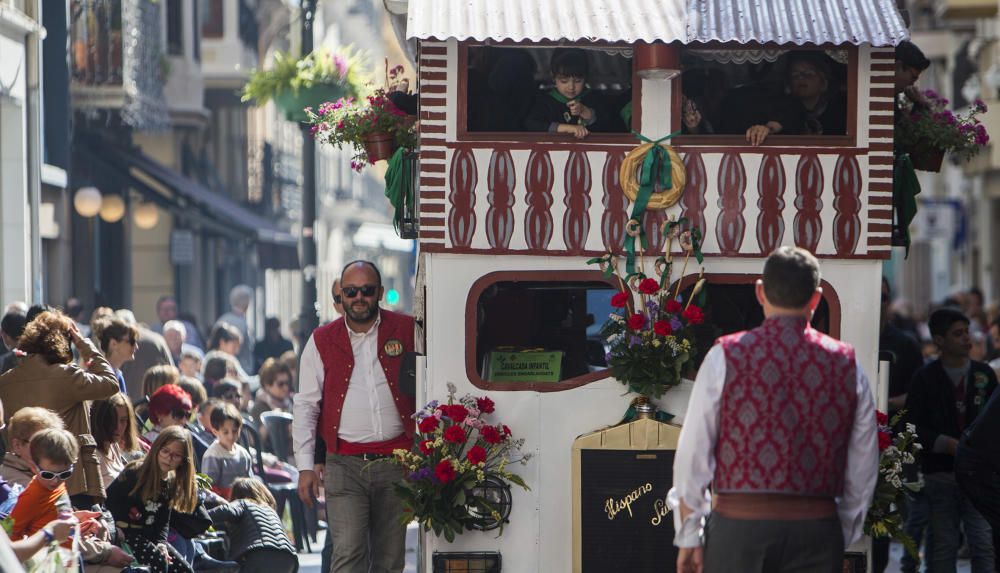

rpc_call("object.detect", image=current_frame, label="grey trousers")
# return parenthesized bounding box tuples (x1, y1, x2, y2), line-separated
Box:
(704, 514, 844, 573)
(325, 455, 406, 573)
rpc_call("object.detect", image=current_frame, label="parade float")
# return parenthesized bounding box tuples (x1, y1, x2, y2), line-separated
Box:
(387, 1, 908, 570)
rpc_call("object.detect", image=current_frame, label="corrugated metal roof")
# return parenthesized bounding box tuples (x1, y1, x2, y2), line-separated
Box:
(406, 0, 909, 46)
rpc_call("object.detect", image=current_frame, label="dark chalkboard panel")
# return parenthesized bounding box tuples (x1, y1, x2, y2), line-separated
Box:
(580, 449, 677, 573)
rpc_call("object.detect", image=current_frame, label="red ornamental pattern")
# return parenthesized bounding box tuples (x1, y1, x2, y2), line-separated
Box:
(601, 151, 628, 252)
(486, 149, 516, 250)
(448, 149, 477, 248)
(832, 155, 862, 255)
(681, 152, 708, 233)
(756, 153, 786, 254)
(563, 151, 592, 253)
(643, 210, 668, 253)
(794, 154, 824, 253)
(715, 153, 747, 255)
(523, 151, 554, 250)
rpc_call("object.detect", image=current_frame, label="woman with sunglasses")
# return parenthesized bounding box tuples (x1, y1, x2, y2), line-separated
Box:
(250, 358, 293, 424)
(145, 385, 193, 444)
(91, 316, 140, 394)
(106, 426, 199, 573)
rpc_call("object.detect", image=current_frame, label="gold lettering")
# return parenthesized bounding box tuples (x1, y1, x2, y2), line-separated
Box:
(604, 482, 653, 521)
(651, 496, 672, 526)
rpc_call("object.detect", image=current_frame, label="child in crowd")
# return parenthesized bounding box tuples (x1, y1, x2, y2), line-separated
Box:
(177, 377, 207, 413)
(202, 403, 253, 499)
(208, 477, 297, 572)
(212, 378, 243, 413)
(105, 427, 199, 573)
(9, 429, 76, 541)
(0, 407, 65, 488)
(194, 399, 221, 446)
(178, 350, 203, 380)
(91, 393, 144, 488)
(145, 384, 193, 443)
(250, 358, 293, 423)
(524, 48, 618, 138)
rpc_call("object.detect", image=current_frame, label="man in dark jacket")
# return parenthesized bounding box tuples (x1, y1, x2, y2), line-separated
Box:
(956, 385, 1000, 569)
(906, 308, 998, 572)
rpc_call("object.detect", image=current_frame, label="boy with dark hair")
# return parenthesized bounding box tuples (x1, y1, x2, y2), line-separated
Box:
(906, 307, 998, 572)
(0, 310, 26, 374)
(203, 403, 253, 499)
(524, 48, 620, 137)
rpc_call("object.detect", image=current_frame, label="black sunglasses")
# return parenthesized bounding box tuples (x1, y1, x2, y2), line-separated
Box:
(39, 465, 74, 481)
(171, 408, 191, 419)
(333, 294, 343, 304)
(342, 285, 378, 299)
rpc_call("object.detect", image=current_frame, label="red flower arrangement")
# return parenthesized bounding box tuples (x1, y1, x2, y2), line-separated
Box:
(390, 384, 530, 541)
(865, 410, 922, 557)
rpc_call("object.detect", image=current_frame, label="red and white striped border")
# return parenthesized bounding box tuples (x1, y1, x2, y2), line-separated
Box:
(418, 40, 448, 249)
(866, 46, 895, 257)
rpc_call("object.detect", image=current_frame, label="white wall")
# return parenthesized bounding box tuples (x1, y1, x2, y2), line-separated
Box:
(0, 29, 31, 306)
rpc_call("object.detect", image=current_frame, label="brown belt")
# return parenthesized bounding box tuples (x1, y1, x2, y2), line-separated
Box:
(714, 493, 837, 521)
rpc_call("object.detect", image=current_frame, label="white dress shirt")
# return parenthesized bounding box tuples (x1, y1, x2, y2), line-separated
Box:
(667, 344, 879, 548)
(292, 315, 405, 470)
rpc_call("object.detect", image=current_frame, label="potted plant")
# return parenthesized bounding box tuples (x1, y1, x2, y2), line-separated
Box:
(306, 64, 417, 169)
(242, 47, 366, 123)
(895, 90, 989, 172)
(588, 217, 709, 400)
(387, 384, 530, 541)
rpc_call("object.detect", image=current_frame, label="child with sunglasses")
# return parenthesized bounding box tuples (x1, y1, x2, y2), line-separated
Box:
(8, 428, 77, 541)
(145, 384, 194, 443)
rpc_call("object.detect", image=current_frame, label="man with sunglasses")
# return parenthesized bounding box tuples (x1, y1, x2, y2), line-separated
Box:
(294, 260, 415, 573)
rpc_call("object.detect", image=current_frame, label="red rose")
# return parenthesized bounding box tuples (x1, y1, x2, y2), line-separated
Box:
(611, 292, 630, 308)
(476, 397, 495, 414)
(443, 425, 467, 444)
(418, 417, 439, 434)
(665, 299, 682, 314)
(682, 305, 704, 325)
(435, 460, 456, 483)
(653, 320, 672, 336)
(627, 313, 648, 331)
(438, 404, 469, 424)
(502, 425, 512, 436)
(878, 431, 891, 451)
(480, 426, 502, 444)
(467, 445, 487, 465)
(419, 439, 434, 455)
(875, 411, 889, 426)
(638, 278, 660, 295)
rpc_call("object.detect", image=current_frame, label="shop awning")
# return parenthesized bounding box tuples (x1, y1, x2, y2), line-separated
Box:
(82, 141, 300, 270)
(406, 0, 909, 46)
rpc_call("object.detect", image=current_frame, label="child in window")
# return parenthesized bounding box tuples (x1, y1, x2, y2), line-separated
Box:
(105, 426, 199, 573)
(524, 48, 617, 138)
(208, 477, 297, 572)
(202, 403, 253, 499)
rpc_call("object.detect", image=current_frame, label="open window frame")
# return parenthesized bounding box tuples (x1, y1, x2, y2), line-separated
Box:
(670, 42, 860, 150)
(456, 41, 643, 144)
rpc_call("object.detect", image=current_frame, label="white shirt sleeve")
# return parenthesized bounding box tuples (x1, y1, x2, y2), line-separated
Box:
(838, 358, 880, 547)
(667, 344, 726, 548)
(292, 335, 324, 470)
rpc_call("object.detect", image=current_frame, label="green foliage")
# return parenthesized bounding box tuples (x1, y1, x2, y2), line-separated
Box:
(242, 46, 367, 105)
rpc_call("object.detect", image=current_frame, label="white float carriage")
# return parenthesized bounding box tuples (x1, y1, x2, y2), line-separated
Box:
(397, 1, 906, 570)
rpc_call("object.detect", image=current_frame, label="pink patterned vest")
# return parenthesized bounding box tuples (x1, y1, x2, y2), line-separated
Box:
(713, 316, 858, 496)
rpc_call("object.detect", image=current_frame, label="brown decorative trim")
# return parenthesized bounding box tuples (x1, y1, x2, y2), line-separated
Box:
(669, 273, 842, 339)
(419, 97, 447, 107)
(422, 45, 447, 56)
(869, 101, 894, 111)
(869, 223, 892, 233)
(869, 116, 893, 125)
(870, 169, 893, 179)
(422, 230, 446, 239)
(421, 71, 447, 81)
(869, 129, 893, 139)
(428, 246, 891, 260)
(422, 177, 446, 187)
(464, 270, 617, 392)
(869, 196, 893, 206)
(422, 190, 446, 200)
(869, 237, 892, 246)
(868, 209, 893, 219)
(870, 182, 892, 192)
(870, 155, 894, 165)
(871, 63, 895, 72)
(422, 203, 446, 213)
(421, 149, 446, 159)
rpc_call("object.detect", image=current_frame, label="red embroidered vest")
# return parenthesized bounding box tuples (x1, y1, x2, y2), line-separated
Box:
(315, 309, 415, 454)
(714, 316, 858, 496)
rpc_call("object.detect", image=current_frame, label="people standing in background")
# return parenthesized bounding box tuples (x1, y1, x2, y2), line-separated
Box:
(117, 309, 174, 403)
(0, 310, 26, 374)
(151, 296, 204, 350)
(163, 320, 204, 366)
(252, 317, 294, 374)
(215, 285, 254, 375)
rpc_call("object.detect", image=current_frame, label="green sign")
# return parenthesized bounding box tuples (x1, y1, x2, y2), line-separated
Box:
(485, 350, 563, 382)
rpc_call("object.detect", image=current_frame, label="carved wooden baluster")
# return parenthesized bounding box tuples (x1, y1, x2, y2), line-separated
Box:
(448, 148, 478, 248)
(833, 155, 862, 255)
(794, 154, 824, 253)
(756, 153, 786, 254)
(563, 150, 592, 254)
(486, 149, 516, 250)
(602, 151, 627, 253)
(523, 150, 554, 251)
(715, 153, 747, 255)
(681, 152, 708, 233)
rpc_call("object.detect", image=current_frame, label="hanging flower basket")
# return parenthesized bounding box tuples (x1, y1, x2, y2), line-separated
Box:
(274, 82, 348, 123)
(908, 145, 945, 173)
(363, 132, 398, 163)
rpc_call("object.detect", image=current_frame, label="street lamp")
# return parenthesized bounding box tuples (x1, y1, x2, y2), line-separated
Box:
(73, 186, 103, 217)
(99, 195, 126, 223)
(133, 202, 159, 229)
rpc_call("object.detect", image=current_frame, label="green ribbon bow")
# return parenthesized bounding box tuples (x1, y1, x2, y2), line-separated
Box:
(690, 228, 704, 264)
(624, 131, 680, 275)
(384, 147, 411, 234)
(547, 87, 591, 105)
(893, 152, 921, 258)
(585, 254, 616, 280)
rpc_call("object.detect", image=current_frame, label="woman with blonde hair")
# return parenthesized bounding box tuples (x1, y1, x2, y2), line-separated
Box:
(208, 477, 297, 572)
(105, 426, 199, 573)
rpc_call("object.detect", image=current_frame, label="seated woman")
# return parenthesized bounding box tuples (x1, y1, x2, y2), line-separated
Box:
(250, 358, 292, 424)
(91, 393, 145, 489)
(746, 52, 847, 146)
(144, 385, 193, 444)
